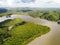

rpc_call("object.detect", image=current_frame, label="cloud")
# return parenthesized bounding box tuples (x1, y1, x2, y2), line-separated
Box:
(0, 0, 60, 8)
(21, 0, 35, 3)
(53, 0, 60, 3)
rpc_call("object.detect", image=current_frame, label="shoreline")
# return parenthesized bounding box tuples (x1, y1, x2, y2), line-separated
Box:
(0, 14, 60, 45)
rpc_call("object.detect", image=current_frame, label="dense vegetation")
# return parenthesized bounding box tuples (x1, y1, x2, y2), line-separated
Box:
(0, 18, 50, 45)
(0, 18, 23, 26)
(0, 8, 7, 13)
(28, 10, 60, 21)
(0, 8, 60, 22)
(0, 10, 29, 17)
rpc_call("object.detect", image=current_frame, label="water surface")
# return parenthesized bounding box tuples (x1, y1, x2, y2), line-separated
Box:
(0, 15, 60, 45)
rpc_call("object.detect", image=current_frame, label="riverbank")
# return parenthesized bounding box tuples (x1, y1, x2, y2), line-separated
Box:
(27, 18, 60, 45)
(0, 14, 60, 45)
(0, 14, 50, 45)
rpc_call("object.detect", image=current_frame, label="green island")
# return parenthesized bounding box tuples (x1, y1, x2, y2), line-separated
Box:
(0, 18, 50, 45)
(1, 8, 60, 45)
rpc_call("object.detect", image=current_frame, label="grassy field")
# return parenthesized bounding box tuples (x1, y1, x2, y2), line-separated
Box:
(0, 18, 50, 45)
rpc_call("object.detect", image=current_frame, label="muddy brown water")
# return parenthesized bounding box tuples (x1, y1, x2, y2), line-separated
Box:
(0, 15, 60, 45)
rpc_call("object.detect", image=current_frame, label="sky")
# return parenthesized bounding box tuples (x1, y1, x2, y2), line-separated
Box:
(0, 0, 60, 8)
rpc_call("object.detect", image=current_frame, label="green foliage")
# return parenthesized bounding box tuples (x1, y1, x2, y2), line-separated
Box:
(0, 9, 51, 45)
(0, 10, 29, 17)
(3, 22, 50, 45)
(1, 18, 23, 26)
(0, 18, 24, 45)
(0, 28, 11, 45)
(28, 11, 42, 18)
(28, 10, 60, 21)
(0, 17, 50, 45)
(0, 9, 59, 21)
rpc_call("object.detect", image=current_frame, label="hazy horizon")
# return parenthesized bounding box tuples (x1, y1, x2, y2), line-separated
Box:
(0, 0, 60, 8)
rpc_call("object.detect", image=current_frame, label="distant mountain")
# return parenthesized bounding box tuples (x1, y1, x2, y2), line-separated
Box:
(21, 0, 35, 3)
(5, 7, 60, 11)
(0, 8, 7, 13)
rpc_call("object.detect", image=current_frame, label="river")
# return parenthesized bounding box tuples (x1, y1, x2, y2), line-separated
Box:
(0, 14, 60, 45)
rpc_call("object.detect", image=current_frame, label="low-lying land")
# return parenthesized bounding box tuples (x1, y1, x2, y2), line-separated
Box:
(0, 18, 50, 45)
(0, 9, 60, 22)
(0, 18, 23, 26)
(28, 10, 60, 21)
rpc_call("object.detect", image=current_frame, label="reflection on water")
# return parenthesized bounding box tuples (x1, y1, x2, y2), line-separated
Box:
(0, 15, 60, 45)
